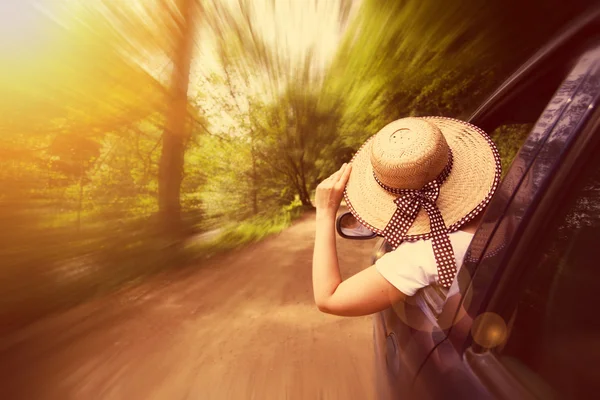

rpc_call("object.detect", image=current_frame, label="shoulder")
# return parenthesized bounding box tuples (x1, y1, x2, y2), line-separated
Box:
(380, 237, 434, 264)
(382, 230, 473, 261)
(374, 240, 434, 296)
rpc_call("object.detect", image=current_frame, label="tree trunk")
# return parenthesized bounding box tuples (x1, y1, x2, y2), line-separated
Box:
(77, 161, 84, 233)
(158, 0, 196, 236)
(297, 175, 312, 207)
(297, 155, 313, 208)
(250, 141, 258, 215)
(292, 170, 312, 208)
(298, 185, 312, 207)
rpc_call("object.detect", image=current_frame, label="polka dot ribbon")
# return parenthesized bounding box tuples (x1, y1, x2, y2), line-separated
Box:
(373, 150, 456, 288)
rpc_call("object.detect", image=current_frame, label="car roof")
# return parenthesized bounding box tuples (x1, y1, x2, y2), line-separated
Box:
(469, 5, 600, 132)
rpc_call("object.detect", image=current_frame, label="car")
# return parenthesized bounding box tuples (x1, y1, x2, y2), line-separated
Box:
(336, 6, 600, 399)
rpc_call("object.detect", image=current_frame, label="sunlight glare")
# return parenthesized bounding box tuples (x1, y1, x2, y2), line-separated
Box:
(0, 0, 44, 51)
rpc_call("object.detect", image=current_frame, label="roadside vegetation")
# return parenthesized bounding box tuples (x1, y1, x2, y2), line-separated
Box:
(1, 0, 591, 331)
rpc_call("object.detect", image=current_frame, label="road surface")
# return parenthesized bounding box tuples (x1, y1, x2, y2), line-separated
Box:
(0, 210, 378, 400)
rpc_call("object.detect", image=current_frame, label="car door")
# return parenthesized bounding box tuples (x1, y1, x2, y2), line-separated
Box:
(410, 44, 600, 399)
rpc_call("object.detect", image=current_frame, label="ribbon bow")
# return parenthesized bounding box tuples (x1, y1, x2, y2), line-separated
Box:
(375, 151, 457, 288)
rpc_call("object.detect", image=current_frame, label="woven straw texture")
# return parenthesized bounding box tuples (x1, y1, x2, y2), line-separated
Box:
(344, 116, 500, 237)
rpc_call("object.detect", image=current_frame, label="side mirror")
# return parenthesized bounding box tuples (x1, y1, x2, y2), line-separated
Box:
(336, 212, 378, 240)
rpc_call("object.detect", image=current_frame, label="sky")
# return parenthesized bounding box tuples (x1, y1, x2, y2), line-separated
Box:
(193, 0, 360, 132)
(193, 0, 358, 95)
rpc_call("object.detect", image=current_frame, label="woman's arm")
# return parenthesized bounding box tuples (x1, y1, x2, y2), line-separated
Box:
(312, 164, 406, 317)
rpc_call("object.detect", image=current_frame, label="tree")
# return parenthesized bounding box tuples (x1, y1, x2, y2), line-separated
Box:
(323, 0, 595, 151)
(157, 0, 198, 235)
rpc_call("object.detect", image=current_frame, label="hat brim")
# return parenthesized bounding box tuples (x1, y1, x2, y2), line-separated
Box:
(344, 117, 501, 239)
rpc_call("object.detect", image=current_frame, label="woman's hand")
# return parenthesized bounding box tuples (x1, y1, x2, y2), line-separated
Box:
(312, 161, 405, 316)
(315, 163, 352, 219)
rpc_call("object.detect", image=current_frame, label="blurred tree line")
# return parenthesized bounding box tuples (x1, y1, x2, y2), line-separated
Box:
(323, 0, 594, 149)
(0, 0, 594, 330)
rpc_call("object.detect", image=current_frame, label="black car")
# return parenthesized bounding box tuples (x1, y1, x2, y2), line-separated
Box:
(337, 6, 600, 399)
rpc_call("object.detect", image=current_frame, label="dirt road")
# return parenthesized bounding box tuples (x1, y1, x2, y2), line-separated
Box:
(0, 211, 378, 400)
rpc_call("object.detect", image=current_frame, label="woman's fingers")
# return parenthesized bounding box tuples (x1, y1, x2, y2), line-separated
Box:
(334, 163, 351, 189)
(340, 163, 352, 185)
(330, 163, 347, 183)
(315, 164, 351, 214)
(330, 168, 343, 183)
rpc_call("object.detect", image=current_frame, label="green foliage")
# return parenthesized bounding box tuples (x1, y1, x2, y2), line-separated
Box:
(2, 0, 594, 331)
(323, 0, 593, 153)
(0, 213, 192, 333)
(490, 124, 534, 177)
(190, 196, 305, 259)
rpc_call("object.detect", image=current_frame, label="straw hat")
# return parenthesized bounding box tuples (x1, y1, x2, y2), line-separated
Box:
(344, 117, 501, 240)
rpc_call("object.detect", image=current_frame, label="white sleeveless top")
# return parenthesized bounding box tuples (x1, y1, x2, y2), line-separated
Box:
(375, 230, 474, 296)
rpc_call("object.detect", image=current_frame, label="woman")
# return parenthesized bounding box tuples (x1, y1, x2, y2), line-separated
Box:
(312, 117, 501, 316)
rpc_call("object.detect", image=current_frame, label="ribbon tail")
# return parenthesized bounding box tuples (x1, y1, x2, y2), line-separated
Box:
(422, 202, 457, 288)
(382, 197, 421, 249)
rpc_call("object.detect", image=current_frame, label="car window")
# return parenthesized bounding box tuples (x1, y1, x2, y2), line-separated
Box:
(493, 141, 600, 398)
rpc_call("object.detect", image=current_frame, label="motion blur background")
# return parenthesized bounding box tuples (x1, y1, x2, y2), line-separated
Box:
(0, 0, 595, 397)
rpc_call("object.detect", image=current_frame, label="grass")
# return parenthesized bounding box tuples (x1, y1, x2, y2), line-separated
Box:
(188, 197, 307, 259)
(0, 197, 308, 334)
